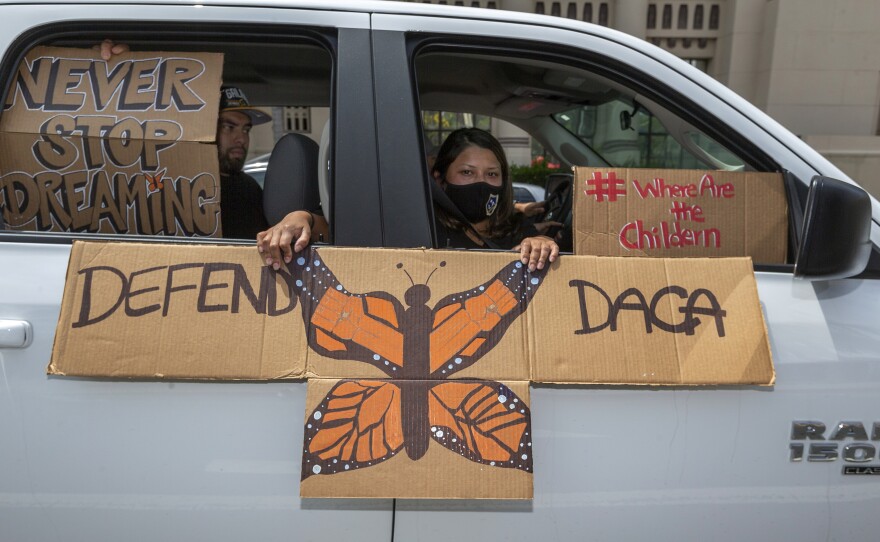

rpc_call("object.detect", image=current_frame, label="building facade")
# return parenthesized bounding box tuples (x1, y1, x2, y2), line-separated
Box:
(411, 0, 880, 196)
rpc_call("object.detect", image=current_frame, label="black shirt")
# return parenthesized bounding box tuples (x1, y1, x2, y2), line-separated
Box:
(220, 171, 269, 239)
(434, 215, 539, 250)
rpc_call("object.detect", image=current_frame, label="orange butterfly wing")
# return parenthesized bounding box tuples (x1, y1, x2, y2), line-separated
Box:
(290, 249, 405, 376)
(427, 380, 532, 472)
(429, 260, 547, 378)
(145, 168, 166, 192)
(302, 379, 405, 479)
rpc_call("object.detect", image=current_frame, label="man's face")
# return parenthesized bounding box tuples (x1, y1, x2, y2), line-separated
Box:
(217, 111, 252, 174)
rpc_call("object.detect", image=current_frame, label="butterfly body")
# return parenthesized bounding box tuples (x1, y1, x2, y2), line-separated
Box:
(292, 250, 546, 479)
(399, 289, 433, 460)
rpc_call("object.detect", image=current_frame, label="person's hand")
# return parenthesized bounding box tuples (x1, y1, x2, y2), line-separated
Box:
(515, 235, 559, 272)
(514, 200, 546, 217)
(95, 39, 129, 61)
(257, 210, 314, 270)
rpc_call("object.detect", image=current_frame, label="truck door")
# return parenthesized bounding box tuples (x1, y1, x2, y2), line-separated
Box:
(371, 11, 880, 541)
(0, 4, 392, 541)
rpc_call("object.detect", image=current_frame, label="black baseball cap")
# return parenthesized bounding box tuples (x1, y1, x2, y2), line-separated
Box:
(219, 86, 272, 126)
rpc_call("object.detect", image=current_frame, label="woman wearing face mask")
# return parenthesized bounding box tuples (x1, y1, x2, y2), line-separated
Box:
(432, 128, 559, 271)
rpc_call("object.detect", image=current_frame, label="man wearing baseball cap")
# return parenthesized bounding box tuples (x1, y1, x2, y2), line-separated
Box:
(98, 41, 324, 244)
(217, 85, 272, 239)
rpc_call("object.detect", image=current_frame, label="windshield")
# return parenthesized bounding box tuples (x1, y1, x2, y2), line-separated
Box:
(553, 98, 746, 170)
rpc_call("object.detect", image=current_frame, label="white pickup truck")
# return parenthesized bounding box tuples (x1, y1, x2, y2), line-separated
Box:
(1, 2, 878, 541)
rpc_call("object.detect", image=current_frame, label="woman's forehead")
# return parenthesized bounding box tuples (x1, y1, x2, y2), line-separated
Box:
(453, 145, 500, 166)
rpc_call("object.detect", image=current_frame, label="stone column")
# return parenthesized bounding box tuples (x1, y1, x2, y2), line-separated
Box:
(613, 0, 648, 39)
(493, 119, 532, 166)
(499, 0, 536, 13)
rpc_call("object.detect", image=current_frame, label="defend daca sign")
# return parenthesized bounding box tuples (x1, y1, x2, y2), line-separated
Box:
(0, 47, 223, 236)
(573, 167, 788, 262)
(49, 242, 775, 499)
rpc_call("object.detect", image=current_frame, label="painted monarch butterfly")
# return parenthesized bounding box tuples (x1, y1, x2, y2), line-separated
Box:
(145, 169, 166, 193)
(291, 250, 547, 479)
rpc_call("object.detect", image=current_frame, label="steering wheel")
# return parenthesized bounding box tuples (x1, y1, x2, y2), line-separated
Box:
(539, 173, 574, 252)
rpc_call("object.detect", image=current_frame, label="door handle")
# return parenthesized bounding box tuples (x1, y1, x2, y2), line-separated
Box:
(0, 320, 33, 348)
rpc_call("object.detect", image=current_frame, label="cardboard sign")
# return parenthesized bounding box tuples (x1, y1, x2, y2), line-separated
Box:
(0, 47, 223, 236)
(2, 46, 220, 140)
(50, 242, 306, 380)
(574, 168, 788, 262)
(301, 378, 533, 499)
(0, 132, 220, 235)
(49, 242, 776, 498)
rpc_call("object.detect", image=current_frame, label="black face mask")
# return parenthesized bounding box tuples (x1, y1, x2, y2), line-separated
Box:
(444, 182, 502, 223)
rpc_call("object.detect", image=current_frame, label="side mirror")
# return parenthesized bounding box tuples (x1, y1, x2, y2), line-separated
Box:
(794, 176, 873, 280)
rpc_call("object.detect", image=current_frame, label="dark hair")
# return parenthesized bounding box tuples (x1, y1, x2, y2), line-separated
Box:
(431, 128, 518, 238)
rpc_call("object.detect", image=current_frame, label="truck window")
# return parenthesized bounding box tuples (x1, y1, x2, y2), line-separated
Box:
(0, 34, 333, 242)
(413, 48, 791, 263)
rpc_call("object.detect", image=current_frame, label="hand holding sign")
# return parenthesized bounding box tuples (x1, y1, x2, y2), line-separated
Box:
(95, 39, 129, 60)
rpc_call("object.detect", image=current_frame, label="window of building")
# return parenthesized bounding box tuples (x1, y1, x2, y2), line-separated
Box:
(283, 107, 312, 134)
(421, 110, 492, 152)
(662, 4, 672, 28)
(709, 4, 720, 29)
(597, 3, 609, 26)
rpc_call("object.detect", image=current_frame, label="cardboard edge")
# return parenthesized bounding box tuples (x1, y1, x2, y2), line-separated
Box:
(46, 240, 86, 376)
(529, 379, 775, 388)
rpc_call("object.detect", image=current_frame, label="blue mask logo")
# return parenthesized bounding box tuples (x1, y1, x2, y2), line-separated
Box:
(485, 193, 499, 216)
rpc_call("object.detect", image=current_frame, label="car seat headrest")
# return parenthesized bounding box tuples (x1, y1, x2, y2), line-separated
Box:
(262, 133, 320, 225)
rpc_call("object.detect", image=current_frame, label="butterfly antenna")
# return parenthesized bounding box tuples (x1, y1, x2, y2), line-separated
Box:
(396, 262, 415, 286)
(425, 261, 447, 285)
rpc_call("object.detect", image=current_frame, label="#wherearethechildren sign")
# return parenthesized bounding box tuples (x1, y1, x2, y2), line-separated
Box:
(573, 167, 788, 262)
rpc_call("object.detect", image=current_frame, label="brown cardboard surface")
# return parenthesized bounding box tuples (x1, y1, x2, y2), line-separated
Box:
(51, 242, 774, 385)
(0, 132, 220, 236)
(528, 256, 774, 385)
(49, 241, 307, 380)
(50, 242, 775, 499)
(573, 168, 788, 263)
(300, 378, 533, 499)
(300, 247, 533, 382)
(0, 47, 223, 236)
(1, 47, 222, 141)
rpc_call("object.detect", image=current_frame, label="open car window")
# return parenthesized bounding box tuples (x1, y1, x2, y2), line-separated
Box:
(0, 32, 333, 242)
(413, 46, 790, 264)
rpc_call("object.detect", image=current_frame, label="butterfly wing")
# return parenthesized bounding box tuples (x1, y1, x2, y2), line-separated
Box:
(427, 380, 532, 473)
(145, 168, 166, 192)
(288, 248, 406, 376)
(428, 260, 547, 378)
(302, 379, 405, 480)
